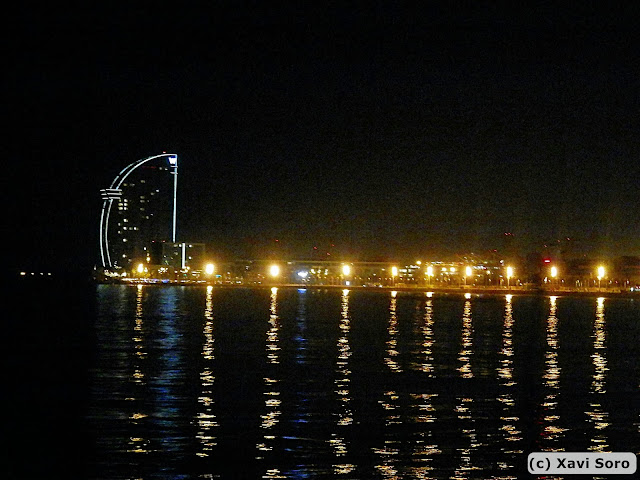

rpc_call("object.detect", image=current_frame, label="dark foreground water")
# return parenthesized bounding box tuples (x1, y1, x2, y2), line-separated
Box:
(7, 282, 640, 479)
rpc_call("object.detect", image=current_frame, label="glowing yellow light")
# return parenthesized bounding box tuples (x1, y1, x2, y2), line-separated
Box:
(465, 293, 471, 299)
(450, 267, 456, 273)
(391, 266, 398, 277)
(507, 266, 514, 279)
(597, 266, 605, 279)
(137, 263, 144, 274)
(342, 264, 351, 276)
(269, 264, 280, 277)
(550, 266, 558, 278)
(416, 260, 422, 265)
(465, 266, 472, 277)
(205, 263, 215, 275)
(426, 266, 433, 276)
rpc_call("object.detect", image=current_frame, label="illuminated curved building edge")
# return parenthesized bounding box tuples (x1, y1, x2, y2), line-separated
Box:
(99, 153, 178, 269)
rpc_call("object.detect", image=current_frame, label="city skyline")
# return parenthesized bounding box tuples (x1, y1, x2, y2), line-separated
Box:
(7, 4, 639, 273)
(94, 153, 638, 273)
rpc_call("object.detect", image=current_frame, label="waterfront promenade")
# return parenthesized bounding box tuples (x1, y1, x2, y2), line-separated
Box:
(99, 278, 639, 298)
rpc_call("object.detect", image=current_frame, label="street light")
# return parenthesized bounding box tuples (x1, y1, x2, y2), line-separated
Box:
(506, 266, 514, 289)
(269, 264, 280, 279)
(391, 266, 398, 286)
(426, 265, 433, 286)
(205, 263, 215, 276)
(597, 265, 605, 290)
(550, 266, 558, 289)
(465, 266, 472, 286)
(342, 264, 351, 286)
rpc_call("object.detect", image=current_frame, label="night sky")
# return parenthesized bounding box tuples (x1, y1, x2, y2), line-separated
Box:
(7, 3, 639, 273)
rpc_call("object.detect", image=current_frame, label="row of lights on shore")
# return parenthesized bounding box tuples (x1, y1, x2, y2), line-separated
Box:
(135, 262, 608, 283)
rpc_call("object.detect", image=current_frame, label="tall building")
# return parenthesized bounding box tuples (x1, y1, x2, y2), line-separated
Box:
(162, 242, 206, 270)
(100, 155, 177, 270)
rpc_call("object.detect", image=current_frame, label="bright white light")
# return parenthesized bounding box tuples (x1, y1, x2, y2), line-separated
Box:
(597, 266, 605, 279)
(465, 293, 471, 299)
(269, 265, 280, 277)
(137, 263, 144, 274)
(205, 263, 215, 275)
(297, 271, 308, 278)
(465, 266, 472, 277)
(550, 266, 558, 278)
(426, 266, 434, 276)
(507, 266, 514, 278)
(168, 155, 178, 166)
(391, 266, 398, 277)
(342, 264, 351, 276)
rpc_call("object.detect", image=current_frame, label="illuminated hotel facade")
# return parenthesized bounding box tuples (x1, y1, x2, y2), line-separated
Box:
(99, 154, 178, 270)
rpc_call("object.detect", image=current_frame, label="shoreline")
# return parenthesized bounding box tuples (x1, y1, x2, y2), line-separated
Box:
(90, 279, 639, 299)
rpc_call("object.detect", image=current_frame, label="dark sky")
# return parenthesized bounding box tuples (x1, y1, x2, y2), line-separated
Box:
(7, 3, 639, 272)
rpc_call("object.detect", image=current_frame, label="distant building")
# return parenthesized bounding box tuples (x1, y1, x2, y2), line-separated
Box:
(162, 242, 206, 271)
(103, 159, 175, 270)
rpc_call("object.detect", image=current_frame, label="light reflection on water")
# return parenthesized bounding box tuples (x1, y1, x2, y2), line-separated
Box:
(452, 297, 482, 479)
(195, 285, 217, 457)
(374, 291, 403, 478)
(331, 288, 355, 475)
(127, 285, 150, 455)
(384, 291, 402, 373)
(538, 296, 566, 453)
(256, 287, 282, 460)
(494, 294, 523, 478)
(89, 286, 639, 479)
(587, 297, 610, 454)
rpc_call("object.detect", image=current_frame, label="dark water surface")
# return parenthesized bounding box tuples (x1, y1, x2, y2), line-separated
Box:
(7, 283, 640, 479)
